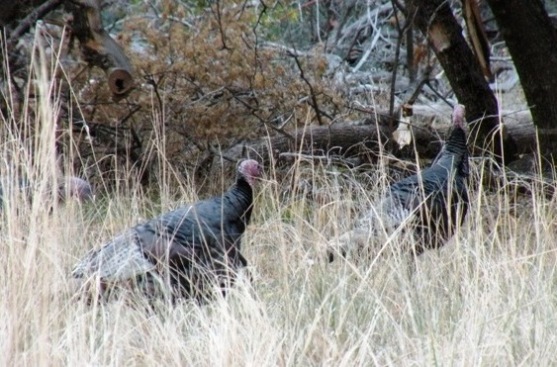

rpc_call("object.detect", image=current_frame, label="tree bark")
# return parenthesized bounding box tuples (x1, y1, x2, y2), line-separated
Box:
(485, 0, 557, 158)
(408, 0, 517, 162)
(220, 123, 391, 165)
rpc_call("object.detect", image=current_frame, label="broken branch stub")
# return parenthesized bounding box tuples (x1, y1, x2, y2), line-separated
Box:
(66, 0, 134, 98)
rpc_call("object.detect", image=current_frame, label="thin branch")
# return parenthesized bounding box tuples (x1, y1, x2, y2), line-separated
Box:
(118, 105, 142, 126)
(388, 0, 413, 125)
(352, 11, 382, 72)
(211, 0, 229, 50)
(342, 27, 364, 64)
(292, 53, 325, 126)
(225, 86, 295, 141)
(332, 0, 357, 48)
(144, 75, 164, 116)
(404, 64, 433, 106)
(6, 0, 63, 50)
(425, 81, 453, 106)
(405, 2, 417, 82)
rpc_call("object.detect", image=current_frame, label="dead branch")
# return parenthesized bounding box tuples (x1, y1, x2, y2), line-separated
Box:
(5, 0, 63, 50)
(65, 0, 134, 98)
(218, 121, 389, 167)
(292, 53, 325, 126)
(214, 106, 538, 172)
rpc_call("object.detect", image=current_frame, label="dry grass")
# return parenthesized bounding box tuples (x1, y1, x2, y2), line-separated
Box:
(3, 33, 557, 367)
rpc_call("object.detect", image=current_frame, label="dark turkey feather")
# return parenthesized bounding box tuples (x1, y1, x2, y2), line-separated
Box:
(73, 159, 262, 302)
(329, 104, 469, 260)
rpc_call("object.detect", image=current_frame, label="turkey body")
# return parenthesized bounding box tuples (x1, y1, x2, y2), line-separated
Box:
(73, 159, 262, 302)
(382, 140, 469, 254)
(329, 105, 469, 259)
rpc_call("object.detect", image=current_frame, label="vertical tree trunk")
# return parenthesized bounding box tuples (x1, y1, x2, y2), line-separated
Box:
(485, 0, 557, 158)
(408, 0, 516, 162)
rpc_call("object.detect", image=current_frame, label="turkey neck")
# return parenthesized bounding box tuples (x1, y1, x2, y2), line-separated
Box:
(432, 128, 468, 175)
(223, 176, 254, 223)
(445, 128, 467, 156)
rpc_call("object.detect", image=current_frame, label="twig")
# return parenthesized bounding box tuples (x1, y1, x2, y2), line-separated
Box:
(292, 53, 325, 126)
(405, 2, 417, 82)
(335, 3, 392, 46)
(425, 81, 453, 107)
(118, 105, 142, 126)
(388, 0, 413, 125)
(129, 124, 143, 152)
(403, 64, 433, 107)
(391, 0, 407, 15)
(352, 10, 382, 72)
(210, 0, 228, 50)
(249, 1, 267, 81)
(225, 87, 295, 141)
(144, 75, 164, 116)
(330, 0, 356, 51)
(342, 27, 364, 64)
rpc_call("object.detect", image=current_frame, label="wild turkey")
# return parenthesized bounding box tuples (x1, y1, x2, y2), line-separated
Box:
(0, 175, 94, 209)
(329, 104, 469, 260)
(72, 159, 262, 302)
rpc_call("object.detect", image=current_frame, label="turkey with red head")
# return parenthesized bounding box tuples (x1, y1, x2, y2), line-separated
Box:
(329, 104, 469, 260)
(73, 159, 262, 302)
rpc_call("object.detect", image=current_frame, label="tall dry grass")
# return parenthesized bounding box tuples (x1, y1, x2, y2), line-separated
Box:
(2, 32, 557, 367)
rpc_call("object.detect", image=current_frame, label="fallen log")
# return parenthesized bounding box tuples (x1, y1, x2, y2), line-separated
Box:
(226, 123, 390, 164)
(214, 107, 536, 170)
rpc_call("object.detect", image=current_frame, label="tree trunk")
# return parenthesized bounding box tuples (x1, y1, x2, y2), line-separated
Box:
(408, 0, 517, 162)
(485, 0, 557, 158)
